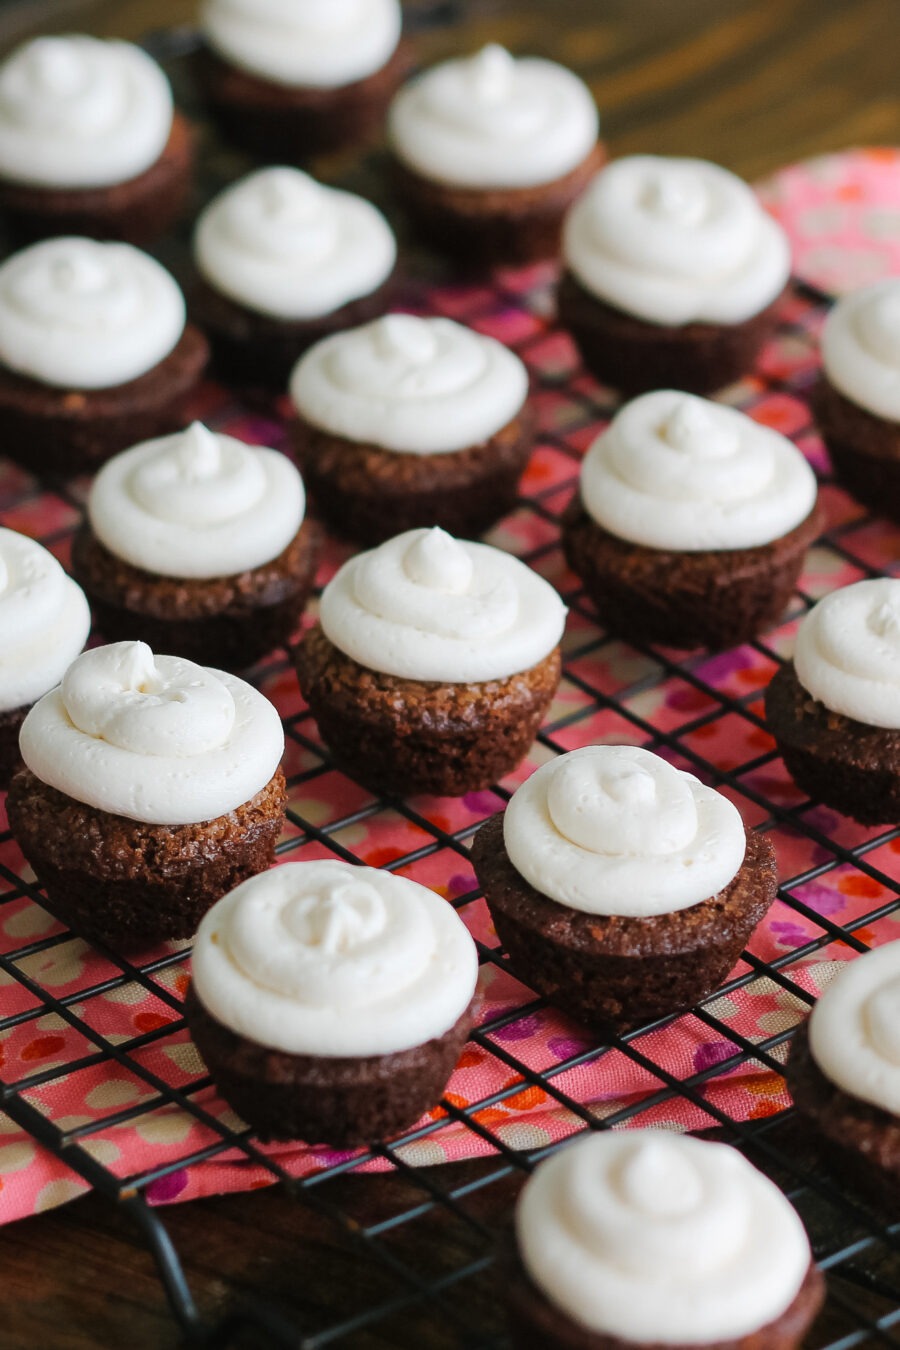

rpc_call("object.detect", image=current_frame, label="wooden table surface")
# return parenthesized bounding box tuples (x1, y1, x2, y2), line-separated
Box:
(2, 1, 900, 1346)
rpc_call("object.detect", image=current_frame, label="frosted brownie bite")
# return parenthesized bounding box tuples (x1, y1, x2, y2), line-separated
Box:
(559, 155, 791, 393)
(72, 422, 318, 669)
(295, 526, 565, 796)
(7, 641, 285, 948)
(187, 859, 479, 1142)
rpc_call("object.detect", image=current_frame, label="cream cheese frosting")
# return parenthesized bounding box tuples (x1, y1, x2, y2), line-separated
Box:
(388, 44, 598, 190)
(563, 155, 791, 326)
(579, 390, 818, 551)
(88, 423, 306, 580)
(201, 0, 402, 90)
(0, 529, 90, 713)
(808, 941, 900, 1115)
(19, 641, 284, 825)
(503, 745, 746, 916)
(194, 167, 396, 322)
(0, 237, 185, 390)
(0, 36, 173, 190)
(517, 1130, 812, 1342)
(290, 314, 529, 455)
(793, 578, 900, 730)
(191, 859, 479, 1057)
(319, 527, 566, 683)
(821, 279, 900, 422)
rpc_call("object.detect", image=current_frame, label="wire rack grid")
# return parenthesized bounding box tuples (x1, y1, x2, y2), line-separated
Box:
(0, 264, 898, 1346)
(0, 21, 899, 1350)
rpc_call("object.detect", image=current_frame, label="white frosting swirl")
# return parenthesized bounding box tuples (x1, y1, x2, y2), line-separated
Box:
(821, 280, 900, 422)
(580, 390, 818, 551)
(809, 941, 900, 1115)
(19, 641, 284, 825)
(0, 36, 173, 190)
(192, 860, 479, 1056)
(517, 1131, 812, 1342)
(201, 0, 402, 89)
(0, 529, 90, 712)
(290, 315, 528, 455)
(0, 238, 185, 390)
(793, 578, 900, 730)
(320, 527, 566, 683)
(87, 423, 305, 580)
(194, 168, 396, 322)
(388, 45, 598, 190)
(503, 745, 746, 916)
(563, 156, 791, 326)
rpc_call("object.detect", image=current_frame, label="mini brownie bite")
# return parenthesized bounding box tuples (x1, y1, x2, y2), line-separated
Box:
(471, 744, 777, 1031)
(509, 1131, 824, 1350)
(71, 422, 318, 670)
(563, 390, 820, 651)
(192, 167, 397, 392)
(0, 237, 208, 478)
(0, 529, 90, 789)
(295, 526, 566, 797)
(814, 279, 900, 523)
(765, 578, 900, 825)
(0, 36, 192, 245)
(786, 941, 900, 1205)
(559, 155, 791, 394)
(7, 640, 285, 949)
(388, 44, 603, 267)
(197, 0, 407, 161)
(186, 859, 479, 1143)
(290, 314, 532, 544)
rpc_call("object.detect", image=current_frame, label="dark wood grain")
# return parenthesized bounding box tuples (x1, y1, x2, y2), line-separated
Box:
(1, 1, 900, 1347)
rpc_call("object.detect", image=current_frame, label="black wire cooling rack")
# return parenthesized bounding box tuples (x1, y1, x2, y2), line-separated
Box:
(1, 7, 900, 1348)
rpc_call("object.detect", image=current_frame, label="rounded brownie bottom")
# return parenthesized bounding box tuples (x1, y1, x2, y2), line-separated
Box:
(196, 44, 411, 161)
(6, 768, 286, 950)
(393, 145, 607, 269)
(557, 272, 788, 395)
(185, 984, 476, 1144)
(71, 519, 320, 671)
(813, 374, 900, 524)
(764, 662, 900, 825)
(507, 1254, 825, 1350)
(0, 112, 194, 247)
(190, 270, 398, 395)
(0, 702, 27, 790)
(0, 324, 210, 479)
(562, 500, 820, 652)
(470, 817, 777, 1032)
(293, 409, 535, 546)
(295, 628, 561, 797)
(786, 1022, 900, 1207)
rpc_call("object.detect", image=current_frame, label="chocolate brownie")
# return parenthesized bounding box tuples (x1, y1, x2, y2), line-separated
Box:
(6, 767, 286, 949)
(813, 374, 900, 524)
(563, 499, 820, 652)
(557, 272, 788, 395)
(507, 1254, 825, 1350)
(471, 817, 777, 1032)
(295, 627, 561, 796)
(0, 703, 25, 790)
(394, 144, 606, 269)
(185, 983, 476, 1144)
(196, 43, 411, 162)
(293, 409, 535, 545)
(71, 518, 320, 671)
(786, 1021, 900, 1206)
(0, 324, 210, 479)
(764, 661, 900, 825)
(191, 271, 397, 395)
(0, 112, 194, 247)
